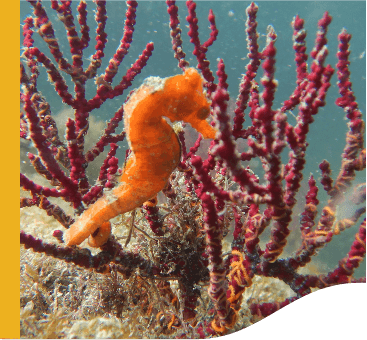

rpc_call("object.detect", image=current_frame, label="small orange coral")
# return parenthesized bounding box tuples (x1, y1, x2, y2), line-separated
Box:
(64, 68, 216, 247)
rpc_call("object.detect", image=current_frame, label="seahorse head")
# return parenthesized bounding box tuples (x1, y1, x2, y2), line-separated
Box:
(163, 68, 217, 139)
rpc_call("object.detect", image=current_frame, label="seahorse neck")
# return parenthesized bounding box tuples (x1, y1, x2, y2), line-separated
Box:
(125, 87, 175, 151)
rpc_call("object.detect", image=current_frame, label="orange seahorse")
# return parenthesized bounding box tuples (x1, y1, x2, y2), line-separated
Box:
(63, 68, 217, 247)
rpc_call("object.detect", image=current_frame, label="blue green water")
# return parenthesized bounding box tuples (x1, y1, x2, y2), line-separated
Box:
(20, 1, 366, 276)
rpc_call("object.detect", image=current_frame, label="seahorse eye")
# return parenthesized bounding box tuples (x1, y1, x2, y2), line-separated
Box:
(197, 106, 210, 120)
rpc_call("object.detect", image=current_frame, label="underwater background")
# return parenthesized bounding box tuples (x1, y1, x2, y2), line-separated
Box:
(20, 0, 366, 291)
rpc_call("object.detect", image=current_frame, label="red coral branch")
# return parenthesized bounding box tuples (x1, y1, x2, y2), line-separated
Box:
(20, 2, 365, 337)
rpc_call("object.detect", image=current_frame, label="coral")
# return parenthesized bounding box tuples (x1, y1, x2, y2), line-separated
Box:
(20, 1, 365, 338)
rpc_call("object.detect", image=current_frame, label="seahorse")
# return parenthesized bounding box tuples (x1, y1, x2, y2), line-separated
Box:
(63, 68, 217, 247)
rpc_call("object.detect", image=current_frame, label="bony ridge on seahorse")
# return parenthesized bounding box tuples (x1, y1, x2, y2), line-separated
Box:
(63, 67, 217, 247)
